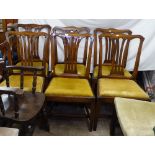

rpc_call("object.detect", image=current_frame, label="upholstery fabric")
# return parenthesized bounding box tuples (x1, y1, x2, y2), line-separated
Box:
(0, 127, 19, 136)
(54, 64, 86, 76)
(93, 65, 132, 78)
(45, 77, 93, 97)
(98, 78, 149, 100)
(0, 75, 44, 92)
(115, 97, 155, 136)
(15, 62, 48, 76)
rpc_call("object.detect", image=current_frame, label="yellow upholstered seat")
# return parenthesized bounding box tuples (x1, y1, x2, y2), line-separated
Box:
(115, 97, 155, 136)
(45, 77, 93, 97)
(54, 64, 86, 76)
(98, 78, 149, 100)
(93, 65, 132, 78)
(0, 75, 44, 92)
(15, 62, 48, 76)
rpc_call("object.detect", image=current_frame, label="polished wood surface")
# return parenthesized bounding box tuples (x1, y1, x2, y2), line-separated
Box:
(98, 33, 144, 79)
(94, 28, 132, 67)
(5, 31, 49, 77)
(53, 26, 90, 66)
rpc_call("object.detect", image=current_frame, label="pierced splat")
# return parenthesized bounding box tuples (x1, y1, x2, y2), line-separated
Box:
(98, 33, 144, 79)
(53, 26, 90, 65)
(51, 33, 93, 78)
(94, 28, 132, 67)
(5, 31, 49, 77)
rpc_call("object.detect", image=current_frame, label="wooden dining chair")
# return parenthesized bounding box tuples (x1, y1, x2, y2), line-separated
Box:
(0, 60, 48, 136)
(0, 31, 49, 92)
(93, 33, 150, 131)
(111, 97, 154, 136)
(45, 33, 95, 131)
(93, 28, 132, 90)
(52, 26, 90, 77)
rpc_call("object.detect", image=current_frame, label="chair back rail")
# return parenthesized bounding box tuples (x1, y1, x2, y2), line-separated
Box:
(53, 26, 90, 65)
(11, 24, 51, 65)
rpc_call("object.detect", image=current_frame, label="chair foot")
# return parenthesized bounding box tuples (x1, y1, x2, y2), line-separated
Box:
(110, 108, 117, 136)
(38, 109, 50, 132)
(88, 103, 95, 132)
(93, 101, 100, 131)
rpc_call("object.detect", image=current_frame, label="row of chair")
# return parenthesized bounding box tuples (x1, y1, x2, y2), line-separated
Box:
(0, 24, 150, 135)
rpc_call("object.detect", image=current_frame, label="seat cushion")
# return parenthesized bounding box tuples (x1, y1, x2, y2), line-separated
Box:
(93, 65, 132, 78)
(0, 127, 19, 136)
(98, 78, 149, 100)
(0, 75, 44, 92)
(54, 64, 86, 76)
(15, 61, 48, 76)
(45, 77, 93, 97)
(115, 97, 155, 136)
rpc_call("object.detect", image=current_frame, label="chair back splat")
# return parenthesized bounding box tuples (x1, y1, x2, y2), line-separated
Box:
(98, 33, 144, 79)
(14, 24, 51, 65)
(51, 33, 93, 79)
(52, 26, 90, 66)
(5, 31, 50, 77)
(94, 28, 132, 67)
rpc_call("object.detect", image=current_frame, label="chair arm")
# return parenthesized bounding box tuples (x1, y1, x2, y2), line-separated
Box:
(6, 65, 44, 72)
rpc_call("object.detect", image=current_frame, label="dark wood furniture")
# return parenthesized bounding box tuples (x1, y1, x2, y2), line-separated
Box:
(52, 26, 90, 77)
(94, 33, 150, 131)
(0, 59, 48, 135)
(13, 24, 51, 69)
(94, 28, 132, 68)
(2, 31, 50, 92)
(93, 28, 132, 91)
(45, 33, 95, 131)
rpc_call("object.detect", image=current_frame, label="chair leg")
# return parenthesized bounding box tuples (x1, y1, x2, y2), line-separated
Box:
(93, 101, 100, 131)
(89, 102, 95, 132)
(19, 124, 29, 136)
(38, 109, 50, 132)
(110, 107, 117, 136)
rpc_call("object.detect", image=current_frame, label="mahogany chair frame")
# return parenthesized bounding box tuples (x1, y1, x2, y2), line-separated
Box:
(92, 28, 132, 94)
(5, 31, 49, 77)
(94, 33, 149, 131)
(46, 33, 95, 131)
(11, 24, 51, 73)
(52, 26, 90, 67)
(94, 28, 132, 67)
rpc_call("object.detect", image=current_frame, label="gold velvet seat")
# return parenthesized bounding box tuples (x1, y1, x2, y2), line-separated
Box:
(98, 78, 149, 100)
(93, 65, 132, 78)
(114, 97, 155, 136)
(54, 64, 86, 77)
(45, 77, 93, 97)
(0, 75, 44, 92)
